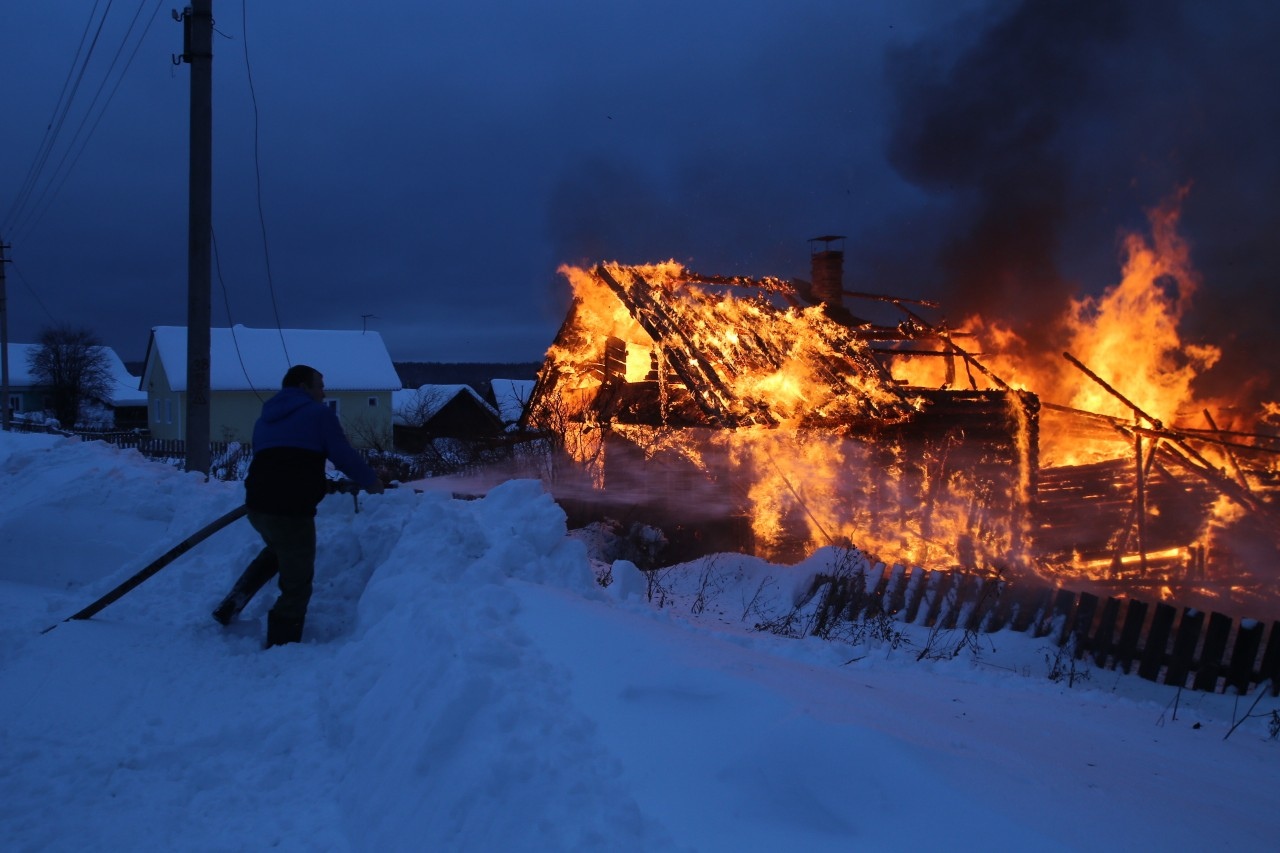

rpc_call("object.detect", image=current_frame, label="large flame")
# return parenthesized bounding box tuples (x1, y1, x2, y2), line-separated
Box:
(531, 192, 1276, 610)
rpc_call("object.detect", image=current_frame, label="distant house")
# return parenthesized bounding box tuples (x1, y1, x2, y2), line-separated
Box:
(3, 344, 46, 419)
(3, 342, 146, 429)
(140, 326, 401, 447)
(100, 348, 148, 430)
(392, 384, 504, 452)
(489, 378, 535, 430)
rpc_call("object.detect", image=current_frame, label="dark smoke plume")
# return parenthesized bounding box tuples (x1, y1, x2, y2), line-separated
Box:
(882, 0, 1280, 407)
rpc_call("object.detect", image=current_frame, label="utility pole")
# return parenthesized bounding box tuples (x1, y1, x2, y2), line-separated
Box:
(180, 2, 212, 474)
(0, 236, 10, 432)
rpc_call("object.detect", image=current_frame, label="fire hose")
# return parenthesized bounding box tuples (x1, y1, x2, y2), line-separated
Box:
(41, 479, 380, 633)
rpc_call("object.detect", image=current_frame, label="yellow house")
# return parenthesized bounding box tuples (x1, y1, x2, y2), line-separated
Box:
(140, 326, 401, 448)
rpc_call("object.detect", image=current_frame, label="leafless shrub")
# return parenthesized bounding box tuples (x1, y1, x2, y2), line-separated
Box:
(1043, 635, 1092, 687)
(690, 554, 727, 616)
(1224, 682, 1280, 741)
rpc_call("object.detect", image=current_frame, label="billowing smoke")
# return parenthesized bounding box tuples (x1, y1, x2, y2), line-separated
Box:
(881, 0, 1280, 407)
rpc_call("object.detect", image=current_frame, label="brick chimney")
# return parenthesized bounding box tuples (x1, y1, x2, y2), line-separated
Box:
(809, 235, 845, 307)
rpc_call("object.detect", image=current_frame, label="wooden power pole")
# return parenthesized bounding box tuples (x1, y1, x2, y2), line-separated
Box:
(180, 1, 213, 474)
(0, 236, 9, 432)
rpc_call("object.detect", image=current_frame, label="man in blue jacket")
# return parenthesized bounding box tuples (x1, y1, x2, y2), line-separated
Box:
(213, 364, 384, 647)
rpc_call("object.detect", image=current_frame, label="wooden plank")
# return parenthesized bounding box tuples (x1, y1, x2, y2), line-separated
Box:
(1165, 608, 1205, 688)
(985, 577, 1022, 632)
(1258, 621, 1280, 697)
(1091, 597, 1122, 668)
(940, 573, 978, 630)
(880, 564, 908, 617)
(1138, 602, 1177, 682)
(853, 563, 887, 620)
(1010, 584, 1054, 634)
(1115, 599, 1149, 675)
(1193, 612, 1233, 692)
(901, 568, 930, 624)
(1226, 620, 1266, 695)
(1069, 592, 1099, 658)
(921, 571, 954, 628)
(968, 577, 1003, 633)
(1048, 588, 1079, 644)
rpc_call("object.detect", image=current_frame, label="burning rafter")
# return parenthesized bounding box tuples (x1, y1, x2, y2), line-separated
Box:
(550, 261, 921, 430)
(527, 260, 1040, 570)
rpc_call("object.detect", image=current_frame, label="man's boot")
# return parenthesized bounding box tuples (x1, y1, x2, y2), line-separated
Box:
(212, 550, 279, 625)
(265, 611, 305, 648)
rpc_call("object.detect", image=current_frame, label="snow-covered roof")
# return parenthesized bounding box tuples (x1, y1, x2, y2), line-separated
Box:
(3, 343, 145, 406)
(490, 378, 535, 425)
(100, 347, 147, 406)
(392, 384, 498, 426)
(145, 326, 401, 392)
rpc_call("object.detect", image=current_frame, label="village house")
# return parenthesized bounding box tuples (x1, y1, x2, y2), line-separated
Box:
(391, 383, 504, 453)
(139, 326, 401, 447)
(4, 342, 147, 429)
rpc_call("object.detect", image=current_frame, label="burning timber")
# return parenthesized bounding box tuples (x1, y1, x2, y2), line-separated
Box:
(526, 257, 1038, 572)
(525, 253, 1279, 618)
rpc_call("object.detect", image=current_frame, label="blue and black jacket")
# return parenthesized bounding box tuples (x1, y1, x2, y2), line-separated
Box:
(244, 388, 380, 517)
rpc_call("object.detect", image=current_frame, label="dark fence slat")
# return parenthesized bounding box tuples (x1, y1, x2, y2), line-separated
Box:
(901, 568, 930, 624)
(968, 577, 1004, 633)
(1048, 588, 1078, 644)
(1091, 597, 1123, 668)
(1138, 602, 1178, 682)
(852, 563, 885, 621)
(1115, 599, 1149, 675)
(1258, 621, 1280, 697)
(926, 571, 960, 629)
(1008, 583, 1053, 634)
(1193, 612, 1233, 692)
(1165, 608, 1205, 688)
(881, 564, 908, 617)
(1069, 592, 1099, 658)
(941, 573, 976, 630)
(1226, 620, 1266, 695)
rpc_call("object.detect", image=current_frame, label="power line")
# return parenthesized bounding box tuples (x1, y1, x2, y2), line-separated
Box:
(9, 260, 61, 325)
(20, 1, 166, 241)
(3, 0, 111, 234)
(4, 1, 164, 242)
(212, 226, 266, 401)
(241, 0, 289, 364)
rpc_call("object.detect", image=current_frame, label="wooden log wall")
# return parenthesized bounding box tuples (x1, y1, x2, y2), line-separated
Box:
(807, 566, 1280, 696)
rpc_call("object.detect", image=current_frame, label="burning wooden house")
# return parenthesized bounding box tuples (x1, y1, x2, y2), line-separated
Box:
(525, 232, 1280, 618)
(525, 241, 1039, 571)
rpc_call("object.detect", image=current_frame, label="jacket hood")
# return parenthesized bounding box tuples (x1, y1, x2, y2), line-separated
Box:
(260, 387, 317, 424)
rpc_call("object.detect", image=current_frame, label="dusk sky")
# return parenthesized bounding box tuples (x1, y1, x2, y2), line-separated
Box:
(2, 1, 1278, 390)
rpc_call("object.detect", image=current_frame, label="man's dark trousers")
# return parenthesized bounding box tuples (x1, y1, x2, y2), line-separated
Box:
(248, 511, 316, 644)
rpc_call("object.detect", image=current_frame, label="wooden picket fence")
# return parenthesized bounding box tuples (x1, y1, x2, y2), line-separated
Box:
(808, 564, 1280, 696)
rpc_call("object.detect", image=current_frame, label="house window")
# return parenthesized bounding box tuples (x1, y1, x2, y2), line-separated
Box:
(8, 394, 20, 414)
(367, 396, 378, 407)
(154, 399, 162, 424)
(165, 398, 173, 424)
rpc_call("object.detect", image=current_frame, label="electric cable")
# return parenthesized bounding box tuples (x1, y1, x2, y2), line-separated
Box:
(211, 226, 266, 401)
(9, 260, 60, 325)
(241, 0, 290, 365)
(22, 1, 166, 241)
(4, 1, 116, 239)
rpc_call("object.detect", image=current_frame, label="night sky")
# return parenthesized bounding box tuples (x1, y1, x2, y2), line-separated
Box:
(2, 1, 1278, 402)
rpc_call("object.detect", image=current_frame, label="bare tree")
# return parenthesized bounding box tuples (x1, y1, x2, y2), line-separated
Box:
(26, 325, 112, 428)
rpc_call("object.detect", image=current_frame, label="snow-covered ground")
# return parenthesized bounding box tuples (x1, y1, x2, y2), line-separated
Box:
(1, 430, 1276, 851)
